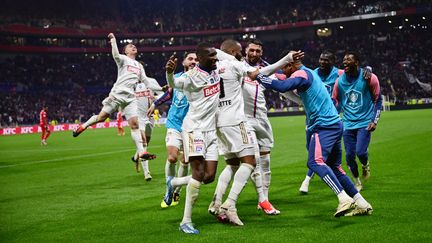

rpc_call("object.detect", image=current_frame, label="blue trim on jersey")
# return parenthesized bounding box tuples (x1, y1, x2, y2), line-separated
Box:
(165, 72, 189, 132)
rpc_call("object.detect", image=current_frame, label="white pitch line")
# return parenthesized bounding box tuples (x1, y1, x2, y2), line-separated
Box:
(0, 148, 137, 169)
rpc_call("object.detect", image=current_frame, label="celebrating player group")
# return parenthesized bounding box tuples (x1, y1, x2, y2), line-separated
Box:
(72, 33, 381, 235)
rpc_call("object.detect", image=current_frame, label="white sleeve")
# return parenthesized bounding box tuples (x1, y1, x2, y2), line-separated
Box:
(216, 49, 236, 61)
(145, 77, 163, 91)
(166, 72, 187, 90)
(259, 52, 294, 75)
(230, 60, 257, 79)
(110, 38, 126, 66)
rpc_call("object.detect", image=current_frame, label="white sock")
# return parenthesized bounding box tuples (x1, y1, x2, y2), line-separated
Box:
(337, 190, 352, 203)
(177, 162, 189, 177)
(251, 160, 266, 203)
(141, 160, 149, 174)
(214, 165, 238, 204)
(181, 178, 201, 224)
(165, 160, 176, 178)
(131, 129, 145, 154)
(354, 177, 362, 185)
(353, 193, 369, 208)
(174, 162, 189, 194)
(225, 163, 254, 208)
(83, 115, 98, 128)
(172, 175, 192, 187)
(260, 154, 271, 199)
(304, 175, 312, 183)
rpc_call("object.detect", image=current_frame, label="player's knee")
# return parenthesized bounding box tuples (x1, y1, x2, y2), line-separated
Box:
(167, 154, 178, 163)
(203, 174, 215, 184)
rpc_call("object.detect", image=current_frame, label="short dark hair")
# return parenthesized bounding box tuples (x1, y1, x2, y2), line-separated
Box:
(247, 39, 263, 48)
(122, 43, 134, 54)
(321, 50, 336, 63)
(183, 51, 196, 59)
(344, 50, 360, 63)
(196, 42, 213, 57)
(220, 39, 240, 52)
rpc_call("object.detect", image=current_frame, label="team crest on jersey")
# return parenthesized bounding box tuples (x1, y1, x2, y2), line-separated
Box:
(345, 89, 362, 109)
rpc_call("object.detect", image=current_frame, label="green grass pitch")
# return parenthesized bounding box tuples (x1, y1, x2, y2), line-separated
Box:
(1, 109, 431, 242)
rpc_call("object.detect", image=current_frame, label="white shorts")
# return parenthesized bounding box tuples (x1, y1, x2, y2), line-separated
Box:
(166, 128, 183, 150)
(102, 96, 137, 120)
(246, 117, 274, 152)
(217, 122, 255, 160)
(139, 116, 154, 137)
(182, 130, 218, 162)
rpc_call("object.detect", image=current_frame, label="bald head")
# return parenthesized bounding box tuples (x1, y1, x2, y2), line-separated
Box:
(220, 39, 243, 60)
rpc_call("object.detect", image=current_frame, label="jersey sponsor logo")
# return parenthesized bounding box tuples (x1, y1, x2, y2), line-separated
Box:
(204, 82, 220, 97)
(345, 89, 363, 109)
(135, 90, 151, 97)
(127, 65, 141, 75)
(193, 138, 204, 153)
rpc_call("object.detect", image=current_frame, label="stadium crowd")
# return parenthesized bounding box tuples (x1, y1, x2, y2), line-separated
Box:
(1, 0, 430, 33)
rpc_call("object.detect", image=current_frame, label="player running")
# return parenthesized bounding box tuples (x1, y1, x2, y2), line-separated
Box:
(332, 51, 382, 191)
(39, 106, 50, 145)
(147, 52, 198, 208)
(252, 51, 373, 217)
(72, 33, 157, 162)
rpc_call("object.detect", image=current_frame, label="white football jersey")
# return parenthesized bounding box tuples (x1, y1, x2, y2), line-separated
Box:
(109, 38, 149, 103)
(167, 66, 221, 132)
(216, 59, 256, 127)
(242, 60, 268, 118)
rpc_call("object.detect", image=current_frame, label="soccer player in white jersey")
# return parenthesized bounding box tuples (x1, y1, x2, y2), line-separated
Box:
(147, 52, 197, 208)
(73, 33, 158, 163)
(133, 77, 164, 180)
(165, 43, 222, 234)
(241, 39, 281, 215)
(209, 40, 303, 225)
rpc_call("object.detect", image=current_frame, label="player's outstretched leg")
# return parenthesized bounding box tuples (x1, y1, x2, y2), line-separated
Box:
(73, 113, 106, 137)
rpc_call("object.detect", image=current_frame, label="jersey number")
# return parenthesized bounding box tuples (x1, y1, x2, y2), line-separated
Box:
(219, 78, 225, 98)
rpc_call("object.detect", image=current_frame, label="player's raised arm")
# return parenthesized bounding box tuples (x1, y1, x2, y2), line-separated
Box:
(259, 50, 304, 75)
(165, 54, 186, 89)
(108, 33, 123, 65)
(253, 70, 312, 93)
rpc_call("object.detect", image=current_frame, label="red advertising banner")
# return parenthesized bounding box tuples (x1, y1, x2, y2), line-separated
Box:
(0, 121, 129, 136)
